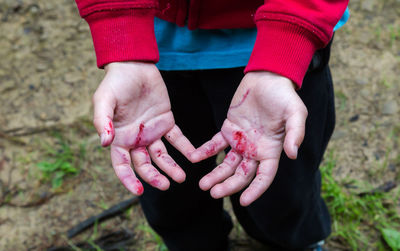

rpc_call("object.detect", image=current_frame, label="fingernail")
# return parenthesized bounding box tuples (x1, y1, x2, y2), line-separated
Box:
(100, 132, 107, 146)
(136, 180, 144, 195)
(293, 145, 298, 159)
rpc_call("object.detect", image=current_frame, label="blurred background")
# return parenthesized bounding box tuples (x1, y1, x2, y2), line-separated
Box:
(0, 0, 399, 250)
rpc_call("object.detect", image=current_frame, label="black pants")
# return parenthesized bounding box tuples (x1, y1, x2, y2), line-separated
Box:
(139, 43, 335, 251)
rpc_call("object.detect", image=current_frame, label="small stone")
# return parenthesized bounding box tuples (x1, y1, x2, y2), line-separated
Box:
(360, 89, 370, 98)
(374, 150, 385, 161)
(361, 0, 375, 11)
(23, 27, 32, 34)
(357, 32, 372, 45)
(382, 100, 398, 115)
(29, 4, 40, 14)
(355, 78, 368, 85)
(349, 114, 359, 122)
(64, 72, 82, 83)
(0, 80, 15, 93)
(331, 129, 346, 140)
(36, 62, 47, 72)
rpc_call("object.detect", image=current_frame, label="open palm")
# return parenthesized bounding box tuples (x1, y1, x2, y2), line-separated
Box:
(189, 72, 308, 206)
(93, 62, 195, 195)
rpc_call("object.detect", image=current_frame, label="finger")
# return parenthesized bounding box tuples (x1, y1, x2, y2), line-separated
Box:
(239, 158, 279, 206)
(165, 125, 197, 161)
(199, 150, 242, 191)
(148, 139, 186, 183)
(210, 158, 257, 199)
(189, 132, 229, 163)
(131, 147, 170, 190)
(110, 146, 144, 195)
(283, 110, 307, 159)
(92, 90, 116, 147)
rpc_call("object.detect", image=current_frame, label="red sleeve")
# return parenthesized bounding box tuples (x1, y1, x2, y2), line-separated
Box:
(75, 0, 159, 68)
(244, 0, 349, 88)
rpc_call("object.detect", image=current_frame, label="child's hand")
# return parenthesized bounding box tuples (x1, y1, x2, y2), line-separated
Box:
(93, 62, 195, 195)
(189, 72, 308, 206)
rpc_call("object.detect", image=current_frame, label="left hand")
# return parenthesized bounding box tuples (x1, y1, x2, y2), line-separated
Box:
(189, 72, 308, 206)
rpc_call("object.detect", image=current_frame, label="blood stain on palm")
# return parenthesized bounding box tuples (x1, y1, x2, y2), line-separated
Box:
(233, 131, 256, 158)
(233, 131, 246, 154)
(140, 83, 149, 97)
(230, 89, 250, 109)
(134, 123, 145, 146)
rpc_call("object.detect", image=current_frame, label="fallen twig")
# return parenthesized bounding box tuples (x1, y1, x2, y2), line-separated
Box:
(2, 125, 62, 137)
(358, 181, 397, 197)
(67, 197, 139, 238)
(48, 229, 135, 251)
(0, 131, 26, 145)
(5, 192, 54, 208)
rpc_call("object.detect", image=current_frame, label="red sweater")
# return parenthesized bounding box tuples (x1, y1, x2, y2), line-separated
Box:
(75, 0, 348, 87)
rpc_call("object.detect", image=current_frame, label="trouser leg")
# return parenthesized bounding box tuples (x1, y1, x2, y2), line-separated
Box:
(199, 43, 335, 250)
(229, 49, 335, 250)
(138, 70, 233, 251)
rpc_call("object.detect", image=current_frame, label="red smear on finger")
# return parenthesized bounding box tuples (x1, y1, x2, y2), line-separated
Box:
(240, 161, 249, 175)
(121, 153, 130, 164)
(115, 148, 130, 164)
(224, 151, 236, 162)
(161, 155, 177, 167)
(150, 178, 161, 187)
(137, 146, 150, 163)
(104, 120, 114, 136)
(156, 149, 162, 158)
(136, 180, 144, 195)
(205, 142, 217, 155)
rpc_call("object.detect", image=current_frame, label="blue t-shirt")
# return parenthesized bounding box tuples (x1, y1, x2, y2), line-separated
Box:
(155, 7, 349, 71)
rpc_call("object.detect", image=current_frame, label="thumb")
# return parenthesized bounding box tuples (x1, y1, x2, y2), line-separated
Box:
(92, 89, 116, 147)
(283, 107, 308, 159)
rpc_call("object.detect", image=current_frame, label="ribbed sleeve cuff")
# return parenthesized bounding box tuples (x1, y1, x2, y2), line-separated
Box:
(245, 20, 321, 88)
(85, 8, 159, 68)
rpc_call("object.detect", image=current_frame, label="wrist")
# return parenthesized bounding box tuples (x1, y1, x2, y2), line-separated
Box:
(245, 71, 297, 90)
(104, 61, 155, 72)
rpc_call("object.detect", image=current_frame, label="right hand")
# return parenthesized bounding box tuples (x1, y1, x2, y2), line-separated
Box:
(93, 62, 195, 195)
(189, 72, 307, 206)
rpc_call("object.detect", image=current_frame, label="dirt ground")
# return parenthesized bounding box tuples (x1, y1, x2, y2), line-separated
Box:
(0, 0, 399, 250)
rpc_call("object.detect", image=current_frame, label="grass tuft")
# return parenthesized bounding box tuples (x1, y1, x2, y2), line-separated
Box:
(37, 132, 85, 189)
(138, 224, 168, 251)
(321, 151, 400, 250)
